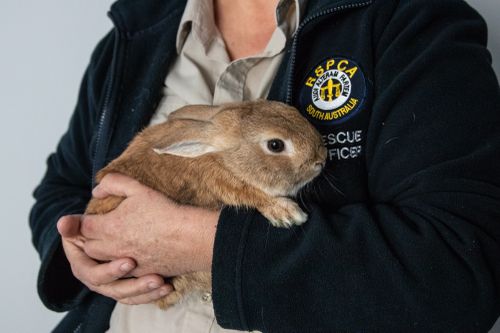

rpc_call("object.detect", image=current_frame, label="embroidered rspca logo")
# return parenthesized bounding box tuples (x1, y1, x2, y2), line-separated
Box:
(299, 57, 366, 125)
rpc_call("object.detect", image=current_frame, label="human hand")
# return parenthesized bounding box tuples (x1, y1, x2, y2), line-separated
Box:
(57, 214, 173, 305)
(80, 173, 219, 278)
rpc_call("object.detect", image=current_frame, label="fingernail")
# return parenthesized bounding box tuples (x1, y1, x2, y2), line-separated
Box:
(120, 263, 133, 272)
(159, 288, 169, 296)
(148, 282, 160, 290)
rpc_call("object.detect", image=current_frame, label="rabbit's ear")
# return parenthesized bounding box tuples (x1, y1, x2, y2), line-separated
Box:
(153, 118, 221, 157)
(153, 140, 219, 158)
(168, 105, 223, 122)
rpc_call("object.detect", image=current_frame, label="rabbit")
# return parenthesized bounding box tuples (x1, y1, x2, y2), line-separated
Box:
(85, 99, 327, 309)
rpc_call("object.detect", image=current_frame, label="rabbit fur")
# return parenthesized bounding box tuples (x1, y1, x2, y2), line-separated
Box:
(85, 99, 327, 309)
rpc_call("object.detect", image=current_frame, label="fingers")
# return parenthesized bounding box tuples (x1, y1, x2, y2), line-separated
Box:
(118, 287, 172, 305)
(62, 238, 172, 304)
(79, 212, 122, 242)
(92, 173, 145, 199)
(112, 276, 173, 305)
(82, 238, 117, 262)
(62, 239, 130, 283)
(79, 213, 105, 240)
(57, 214, 82, 238)
(62, 238, 135, 285)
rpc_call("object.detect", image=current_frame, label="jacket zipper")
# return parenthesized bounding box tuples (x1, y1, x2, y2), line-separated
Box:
(91, 27, 122, 186)
(73, 322, 82, 333)
(286, 0, 373, 104)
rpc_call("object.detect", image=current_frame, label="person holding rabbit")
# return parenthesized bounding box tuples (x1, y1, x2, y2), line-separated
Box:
(31, 0, 500, 332)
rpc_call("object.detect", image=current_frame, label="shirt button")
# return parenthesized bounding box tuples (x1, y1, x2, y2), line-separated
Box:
(201, 292, 212, 303)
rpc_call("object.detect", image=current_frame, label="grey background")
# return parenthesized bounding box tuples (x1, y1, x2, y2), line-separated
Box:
(0, 0, 498, 332)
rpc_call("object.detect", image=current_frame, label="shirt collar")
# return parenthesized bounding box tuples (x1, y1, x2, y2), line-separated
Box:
(175, 0, 308, 54)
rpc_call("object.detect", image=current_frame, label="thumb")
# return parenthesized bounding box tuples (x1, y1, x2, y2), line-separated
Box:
(57, 214, 82, 238)
(92, 173, 143, 199)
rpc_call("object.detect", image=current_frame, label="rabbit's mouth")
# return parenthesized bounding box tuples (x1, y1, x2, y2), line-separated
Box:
(289, 169, 323, 197)
(246, 163, 325, 198)
(258, 181, 303, 198)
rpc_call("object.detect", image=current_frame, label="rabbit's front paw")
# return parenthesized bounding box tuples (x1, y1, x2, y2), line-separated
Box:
(261, 197, 308, 228)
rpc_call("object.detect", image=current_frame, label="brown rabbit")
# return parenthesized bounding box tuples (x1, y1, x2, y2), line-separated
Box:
(85, 99, 327, 309)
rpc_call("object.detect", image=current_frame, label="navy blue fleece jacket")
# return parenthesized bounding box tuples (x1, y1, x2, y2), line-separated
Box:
(30, 0, 500, 332)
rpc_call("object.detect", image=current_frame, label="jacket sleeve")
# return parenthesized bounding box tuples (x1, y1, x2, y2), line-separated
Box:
(212, 1, 500, 331)
(29, 31, 114, 312)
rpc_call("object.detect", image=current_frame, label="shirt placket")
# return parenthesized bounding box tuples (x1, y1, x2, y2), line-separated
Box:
(213, 58, 257, 104)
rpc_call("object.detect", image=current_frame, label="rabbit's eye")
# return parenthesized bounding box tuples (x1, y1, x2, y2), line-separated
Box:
(267, 139, 285, 153)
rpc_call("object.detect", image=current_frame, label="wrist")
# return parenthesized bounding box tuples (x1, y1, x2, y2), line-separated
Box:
(184, 206, 219, 272)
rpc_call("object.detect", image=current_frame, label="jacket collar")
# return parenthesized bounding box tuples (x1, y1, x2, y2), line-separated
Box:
(108, 0, 188, 35)
(302, 0, 373, 17)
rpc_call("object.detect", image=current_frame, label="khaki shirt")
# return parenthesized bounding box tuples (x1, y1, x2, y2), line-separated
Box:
(149, 0, 305, 125)
(107, 0, 306, 332)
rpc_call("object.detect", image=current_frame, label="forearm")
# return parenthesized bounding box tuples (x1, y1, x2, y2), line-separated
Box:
(30, 142, 95, 310)
(30, 55, 99, 311)
(31, 181, 91, 311)
(213, 194, 500, 332)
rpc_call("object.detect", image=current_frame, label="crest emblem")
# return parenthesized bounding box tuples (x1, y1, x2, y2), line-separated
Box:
(299, 57, 366, 125)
